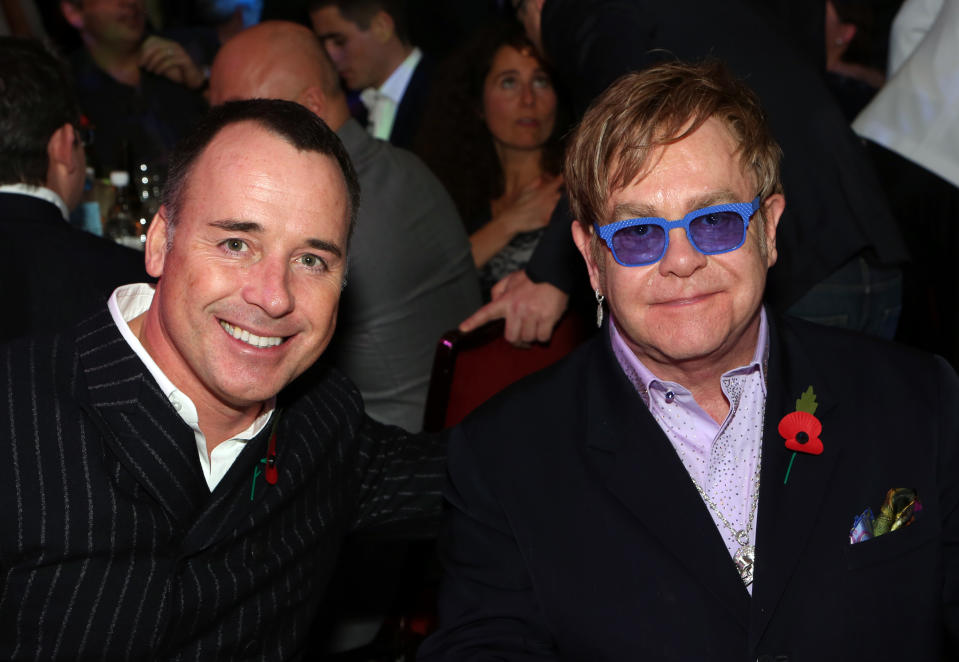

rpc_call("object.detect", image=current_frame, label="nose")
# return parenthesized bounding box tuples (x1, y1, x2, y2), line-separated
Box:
(658, 227, 707, 278)
(242, 256, 295, 318)
(519, 82, 535, 106)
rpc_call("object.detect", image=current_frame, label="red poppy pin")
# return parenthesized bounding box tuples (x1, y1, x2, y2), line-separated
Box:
(779, 386, 822, 484)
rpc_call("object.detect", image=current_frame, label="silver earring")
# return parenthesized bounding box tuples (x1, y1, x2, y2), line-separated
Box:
(595, 289, 605, 328)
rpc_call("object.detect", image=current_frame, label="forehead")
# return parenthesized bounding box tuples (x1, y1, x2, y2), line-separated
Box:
(488, 45, 542, 76)
(310, 6, 361, 34)
(608, 117, 752, 215)
(179, 122, 350, 241)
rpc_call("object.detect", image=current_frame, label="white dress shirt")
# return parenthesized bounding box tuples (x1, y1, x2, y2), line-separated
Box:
(108, 283, 275, 491)
(360, 47, 422, 140)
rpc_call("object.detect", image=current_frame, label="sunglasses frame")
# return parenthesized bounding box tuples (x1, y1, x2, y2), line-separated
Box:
(594, 196, 761, 267)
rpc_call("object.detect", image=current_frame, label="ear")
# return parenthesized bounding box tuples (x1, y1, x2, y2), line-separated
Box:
(369, 9, 394, 43)
(60, 1, 83, 30)
(144, 205, 171, 278)
(297, 86, 327, 118)
(47, 122, 77, 170)
(760, 193, 785, 268)
(571, 219, 605, 292)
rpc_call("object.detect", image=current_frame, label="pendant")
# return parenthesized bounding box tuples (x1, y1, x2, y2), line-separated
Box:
(734, 544, 755, 586)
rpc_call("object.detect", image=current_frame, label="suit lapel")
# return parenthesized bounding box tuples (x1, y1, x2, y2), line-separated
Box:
(583, 337, 751, 628)
(76, 312, 210, 525)
(748, 316, 842, 648)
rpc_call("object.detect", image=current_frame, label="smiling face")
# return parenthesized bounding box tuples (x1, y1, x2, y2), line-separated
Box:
(482, 44, 556, 153)
(574, 117, 784, 377)
(140, 121, 350, 414)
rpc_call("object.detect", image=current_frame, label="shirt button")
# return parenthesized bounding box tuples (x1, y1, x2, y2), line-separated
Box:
(664, 391, 675, 403)
(170, 398, 182, 411)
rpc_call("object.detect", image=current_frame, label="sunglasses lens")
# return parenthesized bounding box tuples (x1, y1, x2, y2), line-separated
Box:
(611, 223, 666, 266)
(688, 211, 745, 253)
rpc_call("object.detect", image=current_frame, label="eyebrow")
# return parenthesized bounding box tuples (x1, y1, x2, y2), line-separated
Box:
(611, 189, 744, 221)
(209, 219, 343, 258)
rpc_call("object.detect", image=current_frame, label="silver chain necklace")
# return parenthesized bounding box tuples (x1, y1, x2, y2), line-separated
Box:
(690, 455, 761, 586)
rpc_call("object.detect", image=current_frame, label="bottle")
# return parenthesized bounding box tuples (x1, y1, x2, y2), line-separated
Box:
(104, 170, 144, 250)
(70, 166, 103, 236)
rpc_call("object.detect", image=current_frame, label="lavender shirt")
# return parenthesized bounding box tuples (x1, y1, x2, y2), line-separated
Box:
(610, 309, 768, 592)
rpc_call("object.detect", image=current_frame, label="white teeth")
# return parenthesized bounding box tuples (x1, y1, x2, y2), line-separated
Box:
(219, 321, 284, 348)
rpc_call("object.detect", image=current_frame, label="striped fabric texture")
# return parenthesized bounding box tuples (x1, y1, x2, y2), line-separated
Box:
(0, 310, 445, 661)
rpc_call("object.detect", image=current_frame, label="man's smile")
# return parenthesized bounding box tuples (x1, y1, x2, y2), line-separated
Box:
(219, 320, 286, 348)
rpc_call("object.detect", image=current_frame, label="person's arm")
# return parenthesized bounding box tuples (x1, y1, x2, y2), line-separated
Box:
(459, 196, 573, 345)
(350, 417, 446, 535)
(470, 174, 562, 269)
(417, 426, 559, 661)
(139, 35, 206, 90)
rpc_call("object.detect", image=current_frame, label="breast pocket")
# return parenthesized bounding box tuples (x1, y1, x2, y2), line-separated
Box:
(841, 513, 943, 660)
(843, 512, 938, 570)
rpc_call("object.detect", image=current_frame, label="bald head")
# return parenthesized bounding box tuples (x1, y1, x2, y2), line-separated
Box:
(210, 21, 348, 129)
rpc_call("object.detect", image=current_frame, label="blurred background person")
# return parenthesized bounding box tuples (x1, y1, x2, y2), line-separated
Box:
(59, 0, 209, 174)
(854, 0, 959, 366)
(823, 0, 886, 121)
(0, 36, 147, 343)
(418, 20, 565, 298)
(309, 0, 433, 150)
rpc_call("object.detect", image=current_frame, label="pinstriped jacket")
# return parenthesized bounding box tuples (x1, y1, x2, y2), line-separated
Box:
(0, 309, 444, 661)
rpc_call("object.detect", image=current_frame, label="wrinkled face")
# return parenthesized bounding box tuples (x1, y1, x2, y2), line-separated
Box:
(575, 117, 783, 374)
(310, 6, 384, 90)
(142, 121, 350, 411)
(482, 45, 557, 152)
(68, 0, 145, 47)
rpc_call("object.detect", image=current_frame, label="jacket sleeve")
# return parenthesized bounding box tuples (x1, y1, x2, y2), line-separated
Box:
(417, 425, 559, 660)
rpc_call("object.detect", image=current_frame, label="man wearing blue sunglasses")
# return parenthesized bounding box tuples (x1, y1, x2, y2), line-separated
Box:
(421, 60, 959, 662)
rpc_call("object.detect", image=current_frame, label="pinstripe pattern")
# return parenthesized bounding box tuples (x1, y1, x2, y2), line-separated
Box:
(0, 310, 445, 660)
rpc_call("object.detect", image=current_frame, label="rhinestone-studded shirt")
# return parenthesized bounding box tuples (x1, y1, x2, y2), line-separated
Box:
(609, 309, 768, 593)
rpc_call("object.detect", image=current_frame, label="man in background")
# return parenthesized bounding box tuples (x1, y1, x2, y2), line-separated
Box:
(60, 0, 208, 171)
(309, 0, 432, 150)
(0, 36, 147, 343)
(210, 20, 480, 431)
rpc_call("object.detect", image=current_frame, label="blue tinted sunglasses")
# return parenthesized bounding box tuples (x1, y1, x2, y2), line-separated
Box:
(595, 197, 761, 267)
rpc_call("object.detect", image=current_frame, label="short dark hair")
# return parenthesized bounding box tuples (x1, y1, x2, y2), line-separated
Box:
(161, 99, 360, 244)
(0, 37, 81, 186)
(308, 0, 410, 44)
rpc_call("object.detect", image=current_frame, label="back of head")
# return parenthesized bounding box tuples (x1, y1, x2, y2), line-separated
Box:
(566, 59, 783, 227)
(211, 21, 344, 108)
(0, 37, 80, 186)
(161, 98, 360, 241)
(308, 0, 411, 44)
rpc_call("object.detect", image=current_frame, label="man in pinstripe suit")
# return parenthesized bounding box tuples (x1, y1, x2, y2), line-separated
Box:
(0, 98, 444, 660)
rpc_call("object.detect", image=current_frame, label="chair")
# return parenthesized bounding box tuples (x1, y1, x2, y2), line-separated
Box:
(422, 312, 592, 433)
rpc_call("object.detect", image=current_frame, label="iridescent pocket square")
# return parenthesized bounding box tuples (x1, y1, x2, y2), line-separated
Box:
(849, 487, 922, 545)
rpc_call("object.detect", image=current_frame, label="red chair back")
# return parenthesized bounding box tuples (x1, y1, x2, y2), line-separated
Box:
(422, 313, 592, 432)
